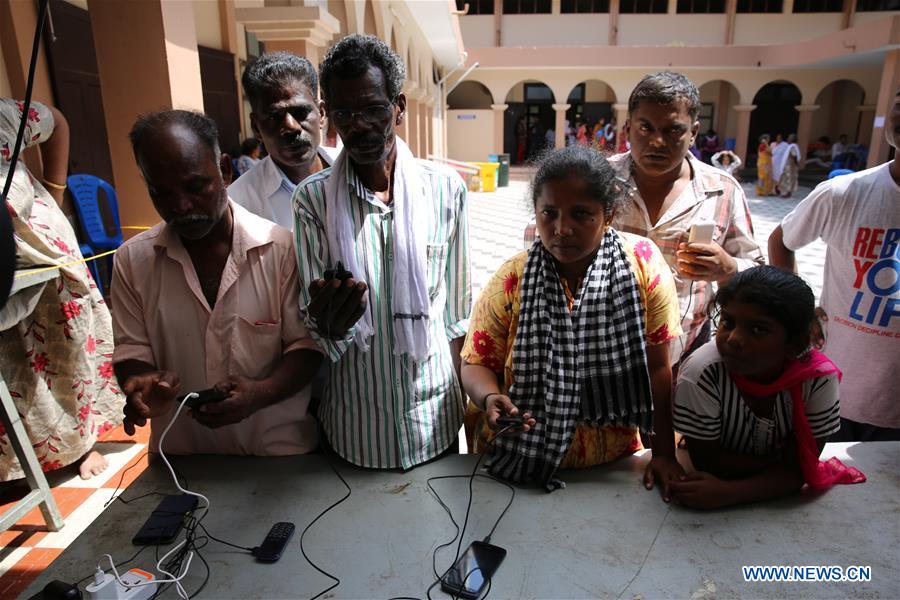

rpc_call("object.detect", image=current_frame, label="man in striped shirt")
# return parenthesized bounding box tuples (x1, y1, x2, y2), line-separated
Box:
(292, 35, 471, 469)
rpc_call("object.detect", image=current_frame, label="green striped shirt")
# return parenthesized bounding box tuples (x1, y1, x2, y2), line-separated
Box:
(292, 158, 471, 469)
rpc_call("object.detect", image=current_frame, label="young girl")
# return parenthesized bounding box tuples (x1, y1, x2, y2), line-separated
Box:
(461, 146, 684, 495)
(671, 266, 865, 509)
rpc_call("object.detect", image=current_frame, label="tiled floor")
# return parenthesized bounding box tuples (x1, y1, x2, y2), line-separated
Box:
(1, 175, 829, 596)
(0, 426, 149, 598)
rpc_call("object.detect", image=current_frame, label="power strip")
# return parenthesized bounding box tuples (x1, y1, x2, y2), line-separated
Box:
(85, 567, 157, 600)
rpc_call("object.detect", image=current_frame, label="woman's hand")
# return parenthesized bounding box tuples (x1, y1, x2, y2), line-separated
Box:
(643, 454, 685, 503)
(669, 471, 736, 509)
(485, 393, 536, 434)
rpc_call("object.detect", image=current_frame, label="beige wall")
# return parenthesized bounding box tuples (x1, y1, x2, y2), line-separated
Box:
(619, 15, 724, 46)
(733, 14, 843, 46)
(460, 15, 493, 48)
(583, 80, 615, 102)
(853, 10, 900, 27)
(447, 109, 493, 162)
(194, 0, 223, 50)
(502, 14, 610, 46)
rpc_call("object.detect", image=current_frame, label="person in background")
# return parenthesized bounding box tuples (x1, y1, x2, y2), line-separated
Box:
(228, 52, 335, 231)
(236, 137, 261, 176)
(671, 267, 863, 510)
(462, 146, 682, 496)
(711, 149, 742, 178)
(831, 134, 849, 165)
(113, 110, 322, 456)
(755, 134, 774, 196)
(0, 99, 123, 481)
(768, 85, 900, 442)
(699, 129, 719, 164)
(611, 71, 764, 367)
(776, 134, 802, 198)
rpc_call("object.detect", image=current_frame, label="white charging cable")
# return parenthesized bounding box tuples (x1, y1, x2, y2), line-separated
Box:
(98, 392, 209, 599)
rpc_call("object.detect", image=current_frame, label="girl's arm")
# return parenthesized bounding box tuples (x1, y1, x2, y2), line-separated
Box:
(643, 342, 684, 501)
(672, 437, 826, 509)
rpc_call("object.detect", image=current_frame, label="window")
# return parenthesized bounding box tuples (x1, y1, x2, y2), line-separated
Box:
(525, 83, 554, 103)
(677, 0, 725, 11)
(561, 0, 610, 12)
(736, 0, 783, 12)
(567, 84, 586, 104)
(502, 0, 552, 13)
(455, 0, 495, 14)
(857, 0, 900, 10)
(620, 0, 667, 11)
(792, 0, 842, 11)
(698, 103, 714, 135)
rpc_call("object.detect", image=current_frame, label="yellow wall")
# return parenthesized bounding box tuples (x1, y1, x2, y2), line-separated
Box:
(448, 109, 493, 162)
(194, 0, 224, 50)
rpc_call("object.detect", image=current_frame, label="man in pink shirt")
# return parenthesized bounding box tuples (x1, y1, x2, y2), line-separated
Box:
(111, 110, 322, 455)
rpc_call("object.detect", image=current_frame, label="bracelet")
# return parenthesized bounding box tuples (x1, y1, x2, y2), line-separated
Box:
(42, 178, 67, 191)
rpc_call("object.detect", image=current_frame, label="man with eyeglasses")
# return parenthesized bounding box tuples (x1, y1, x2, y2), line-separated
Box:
(228, 52, 337, 230)
(292, 34, 471, 470)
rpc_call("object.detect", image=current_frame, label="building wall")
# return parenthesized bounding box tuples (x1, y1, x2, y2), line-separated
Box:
(447, 109, 493, 162)
(194, 0, 224, 50)
(0, 42, 11, 99)
(460, 15, 494, 48)
(810, 80, 867, 144)
(733, 14, 844, 45)
(853, 10, 900, 27)
(447, 81, 494, 108)
(618, 15, 723, 46)
(502, 15, 610, 46)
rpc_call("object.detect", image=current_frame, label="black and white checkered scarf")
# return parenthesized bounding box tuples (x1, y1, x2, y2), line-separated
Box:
(488, 229, 653, 491)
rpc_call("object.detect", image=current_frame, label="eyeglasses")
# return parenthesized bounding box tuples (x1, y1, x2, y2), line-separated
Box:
(328, 104, 394, 127)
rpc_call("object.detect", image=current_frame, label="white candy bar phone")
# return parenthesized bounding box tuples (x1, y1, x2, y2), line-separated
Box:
(688, 223, 715, 244)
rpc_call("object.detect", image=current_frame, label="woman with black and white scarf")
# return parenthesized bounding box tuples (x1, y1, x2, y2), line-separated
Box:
(461, 146, 684, 496)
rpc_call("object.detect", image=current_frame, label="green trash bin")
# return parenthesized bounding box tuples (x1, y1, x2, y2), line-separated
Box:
(488, 153, 510, 187)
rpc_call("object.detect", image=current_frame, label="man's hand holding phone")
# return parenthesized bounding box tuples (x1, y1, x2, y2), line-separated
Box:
(123, 371, 181, 434)
(307, 262, 367, 338)
(677, 223, 736, 282)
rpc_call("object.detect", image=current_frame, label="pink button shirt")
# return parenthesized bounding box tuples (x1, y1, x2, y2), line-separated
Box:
(111, 201, 320, 455)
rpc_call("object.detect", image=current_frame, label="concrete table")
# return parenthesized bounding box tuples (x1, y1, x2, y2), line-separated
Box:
(24, 443, 899, 599)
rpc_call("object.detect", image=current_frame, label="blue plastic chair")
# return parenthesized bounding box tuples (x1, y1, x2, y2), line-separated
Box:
(67, 174, 123, 294)
(828, 168, 854, 180)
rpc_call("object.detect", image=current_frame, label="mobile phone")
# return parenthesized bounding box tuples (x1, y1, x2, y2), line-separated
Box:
(323, 260, 353, 281)
(440, 541, 507, 599)
(177, 388, 228, 410)
(132, 494, 198, 545)
(688, 222, 715, 244)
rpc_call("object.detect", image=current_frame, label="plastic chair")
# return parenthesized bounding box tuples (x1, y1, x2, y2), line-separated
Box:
(67, 174, 123, 294)
(828, 168, 854, 180)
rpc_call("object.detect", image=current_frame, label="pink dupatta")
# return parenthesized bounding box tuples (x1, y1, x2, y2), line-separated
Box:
(731, 350, 865, 490)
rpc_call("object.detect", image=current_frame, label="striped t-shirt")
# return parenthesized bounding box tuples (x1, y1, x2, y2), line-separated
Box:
(674, 342, 840, 455)
(292, 157, 471, 469)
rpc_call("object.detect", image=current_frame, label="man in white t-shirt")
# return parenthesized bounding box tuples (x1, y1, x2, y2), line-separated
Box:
(768, 85, 900, 441)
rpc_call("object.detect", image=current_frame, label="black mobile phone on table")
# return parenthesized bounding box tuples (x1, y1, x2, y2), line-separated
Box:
(132, 494, 199, 545)
(440, 541, 507, 599)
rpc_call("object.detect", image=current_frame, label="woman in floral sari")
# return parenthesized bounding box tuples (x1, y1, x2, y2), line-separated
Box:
(0, 99, 122, 481)
(461, 146, 683, 495)
(755, 134, 774, 196)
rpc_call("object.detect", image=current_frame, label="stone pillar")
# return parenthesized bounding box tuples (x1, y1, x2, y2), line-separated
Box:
(424, 100, 434, 158)
(608, 0, 620, 46)
(724, 0, 737, 45)
(856, 104, 877, 148)
(407, 99, 420, 157)
(491, 103, 508, 155)
(732, 104, 756, 164)
(612, 102, 629, 143)
(88, 0, 204, 234)
(841, 0, 856, 29)
(417, 98, 427, 158)
(264, 40, 324, 68)
(552, 103, 570, 149)
(868, 48, 900, 169)
(794, 104, 819, 170)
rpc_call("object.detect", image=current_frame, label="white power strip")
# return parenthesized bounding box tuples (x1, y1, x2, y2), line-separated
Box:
(85, 567, 158, 600)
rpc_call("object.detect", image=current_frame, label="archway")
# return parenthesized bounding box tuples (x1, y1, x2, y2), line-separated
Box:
(697, 80, 741, 162)
(447, 81, 494, 109)
(565, 80, 616, 149)
(748, 81, 801, 161)
(504, 80, 556, 164)
(811, 79, 867, 148)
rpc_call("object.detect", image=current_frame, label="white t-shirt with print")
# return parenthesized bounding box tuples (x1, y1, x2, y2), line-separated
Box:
(781, 162, 900, 428)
